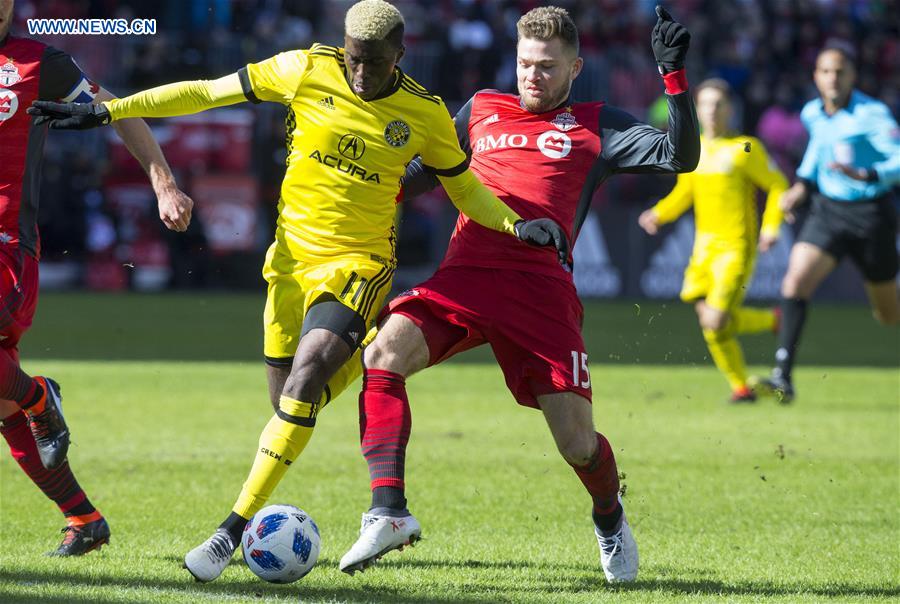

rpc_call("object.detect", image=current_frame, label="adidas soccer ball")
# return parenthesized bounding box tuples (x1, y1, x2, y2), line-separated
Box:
(241, 504, 321, 583)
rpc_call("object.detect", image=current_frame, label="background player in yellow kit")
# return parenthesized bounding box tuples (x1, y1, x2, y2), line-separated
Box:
(30, 0, 569, 581)
(639, 78, 788, 403)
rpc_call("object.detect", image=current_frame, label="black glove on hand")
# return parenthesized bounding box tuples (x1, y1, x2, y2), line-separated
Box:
(27, 101, 112, 130)
(514, 219, 571, 268)
(651, 5, 690, 74)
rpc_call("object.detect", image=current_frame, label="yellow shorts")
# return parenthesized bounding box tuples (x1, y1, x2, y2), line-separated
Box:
(680, 239, 755, 312)
(262, 241, 394, 361)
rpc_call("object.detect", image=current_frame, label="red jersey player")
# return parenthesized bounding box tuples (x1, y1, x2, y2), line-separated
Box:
(339, 5, 698, 582)
(0, 0, 191, 555)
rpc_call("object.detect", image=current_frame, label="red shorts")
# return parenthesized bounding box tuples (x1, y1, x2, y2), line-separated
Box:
(0, 248, 39, 364)
(381, 266, 591, 408)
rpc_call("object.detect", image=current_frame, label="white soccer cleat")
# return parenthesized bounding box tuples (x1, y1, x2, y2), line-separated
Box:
(340, 512, 421, 574)
(595, 517, 639, 583)
(183, 529, 236, 583)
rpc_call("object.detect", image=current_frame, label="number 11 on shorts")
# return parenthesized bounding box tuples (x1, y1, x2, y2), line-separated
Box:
(571, 351, 591, 388)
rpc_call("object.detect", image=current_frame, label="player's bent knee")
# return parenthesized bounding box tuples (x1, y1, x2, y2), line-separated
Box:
(555, 430, 597, 467)
(362, 337, 415, 375)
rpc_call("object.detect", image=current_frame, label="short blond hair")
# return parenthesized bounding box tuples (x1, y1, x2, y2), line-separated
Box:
(516, 6, 579, 54)
(345, 0, 404, 42)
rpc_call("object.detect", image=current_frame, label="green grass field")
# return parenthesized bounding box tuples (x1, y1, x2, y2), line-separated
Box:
(1, 294, 897, 603)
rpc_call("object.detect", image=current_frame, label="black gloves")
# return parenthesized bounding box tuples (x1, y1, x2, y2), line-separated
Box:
(651, 5, 690, 74)
(27, 101, 112, 130)
(514, 219, 571, 268)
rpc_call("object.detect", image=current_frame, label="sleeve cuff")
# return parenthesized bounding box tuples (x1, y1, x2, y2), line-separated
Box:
(662, 69, 689, 95)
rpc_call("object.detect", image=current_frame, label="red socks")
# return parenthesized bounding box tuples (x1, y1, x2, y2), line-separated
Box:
(359, 369, 411, 508)
(570, 432, 620, 515)
(0, 348, 43, 410)
(0, 410, 96, 520)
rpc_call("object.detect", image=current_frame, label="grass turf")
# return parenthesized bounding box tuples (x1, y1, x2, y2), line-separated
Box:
(0, 294, 897, 603)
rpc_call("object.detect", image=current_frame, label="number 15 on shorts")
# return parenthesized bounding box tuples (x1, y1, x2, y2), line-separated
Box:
(571, 351, 591, 388)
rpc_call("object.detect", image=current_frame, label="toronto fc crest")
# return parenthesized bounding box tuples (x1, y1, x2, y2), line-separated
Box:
(0, 61, 21, 87)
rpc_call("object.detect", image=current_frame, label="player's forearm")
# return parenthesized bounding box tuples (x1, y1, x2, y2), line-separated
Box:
(110, 118, 178, 194)
(438, 170, 521, 235)
(760, 184, 788, 236)
(102, 74, 245, 121)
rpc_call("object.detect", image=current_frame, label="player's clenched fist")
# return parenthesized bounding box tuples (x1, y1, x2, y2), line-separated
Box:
(28, 101, 111, 130)
(651, 5, 691, 74)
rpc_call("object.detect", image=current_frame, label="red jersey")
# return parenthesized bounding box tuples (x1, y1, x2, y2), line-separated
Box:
(0, 34, 98, 258)
(402, 89, 700, 281)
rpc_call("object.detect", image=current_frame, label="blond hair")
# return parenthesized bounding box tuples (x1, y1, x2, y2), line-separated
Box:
(345, 0, 404, 42)
(516, 6, 579, 54)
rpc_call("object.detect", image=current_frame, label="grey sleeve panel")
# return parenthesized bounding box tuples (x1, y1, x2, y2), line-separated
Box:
(402, 96, 475, 201)
(599, 91, 700, 174)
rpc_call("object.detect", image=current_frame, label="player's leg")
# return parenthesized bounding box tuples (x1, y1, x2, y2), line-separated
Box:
(865, 280, 899, 326)
(0, 254, 68, 469)
(265, 342, 366, 412)
(731, 306, 777, 335)
(0, 395, 109, 555)
(184, 256, 389, 582)
(855, 201, 899, 326)
(538, 392, 636, 583)
(764, 242, 837, 401)
(341, 273, 487, 574)
(340, 312, 431, 574)
(696, 300, 754, 401)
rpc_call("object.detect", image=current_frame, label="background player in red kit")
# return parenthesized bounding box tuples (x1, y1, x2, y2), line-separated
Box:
(339, 5, 698, 583)
(0, 0, 191, 554)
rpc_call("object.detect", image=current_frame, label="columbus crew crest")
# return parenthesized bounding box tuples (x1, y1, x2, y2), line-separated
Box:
(384, 120, 410, 147)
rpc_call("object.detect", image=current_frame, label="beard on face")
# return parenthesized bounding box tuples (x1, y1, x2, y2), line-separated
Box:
(519, 82, 569, 113)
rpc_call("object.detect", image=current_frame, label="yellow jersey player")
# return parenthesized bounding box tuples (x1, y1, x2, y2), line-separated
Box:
(639, 78, 788, 403)
(30, 0, 570, 581)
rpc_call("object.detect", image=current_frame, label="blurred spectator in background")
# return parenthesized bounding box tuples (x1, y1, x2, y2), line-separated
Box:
(17, 0, 899, 291)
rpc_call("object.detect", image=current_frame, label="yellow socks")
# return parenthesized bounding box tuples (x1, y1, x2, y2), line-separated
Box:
(732, 307, 776, 335)
(703, 326, 748, 391)
(231, 396, 317, 519)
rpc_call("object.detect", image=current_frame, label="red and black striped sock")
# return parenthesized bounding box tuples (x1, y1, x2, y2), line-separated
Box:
(360, 369, 411, 512)
(570, 432, 623, 534)
(1, 410, 97, 520)
(0, 349, 43, 409)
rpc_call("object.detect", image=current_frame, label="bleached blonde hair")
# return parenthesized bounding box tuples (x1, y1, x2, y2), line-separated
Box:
(345, 0, 405, 41)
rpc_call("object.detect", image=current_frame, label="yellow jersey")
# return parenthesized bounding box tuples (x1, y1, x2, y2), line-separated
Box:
(653, 135, 787, 243)
(241, 44, 467, 264)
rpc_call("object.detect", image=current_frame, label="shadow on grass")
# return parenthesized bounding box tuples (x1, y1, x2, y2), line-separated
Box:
(0, 567, 486, 604)
(3, 562, 898, 603)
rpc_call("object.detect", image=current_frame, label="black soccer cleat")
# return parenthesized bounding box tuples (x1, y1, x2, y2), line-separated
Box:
(28, 377, 70, 469)
(47, 517, 110, 556)
(753, 375, 795, 404)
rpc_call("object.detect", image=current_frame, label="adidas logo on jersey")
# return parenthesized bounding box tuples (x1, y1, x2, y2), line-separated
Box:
(484, 113, 500, 125)
(317, 96, 336, 110)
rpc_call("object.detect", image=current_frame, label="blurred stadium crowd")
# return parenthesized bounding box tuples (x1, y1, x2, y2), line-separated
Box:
(13, 0, 899, 292)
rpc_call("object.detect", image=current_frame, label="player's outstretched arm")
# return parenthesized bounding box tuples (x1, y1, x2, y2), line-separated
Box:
(91, 87, 194, 231)
(438, 170, 570, 266)
(29, 73, 247, 129)
(600, 6, 700, 175)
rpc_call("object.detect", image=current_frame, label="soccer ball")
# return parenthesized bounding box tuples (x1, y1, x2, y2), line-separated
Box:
(241, 504, 321, 583)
